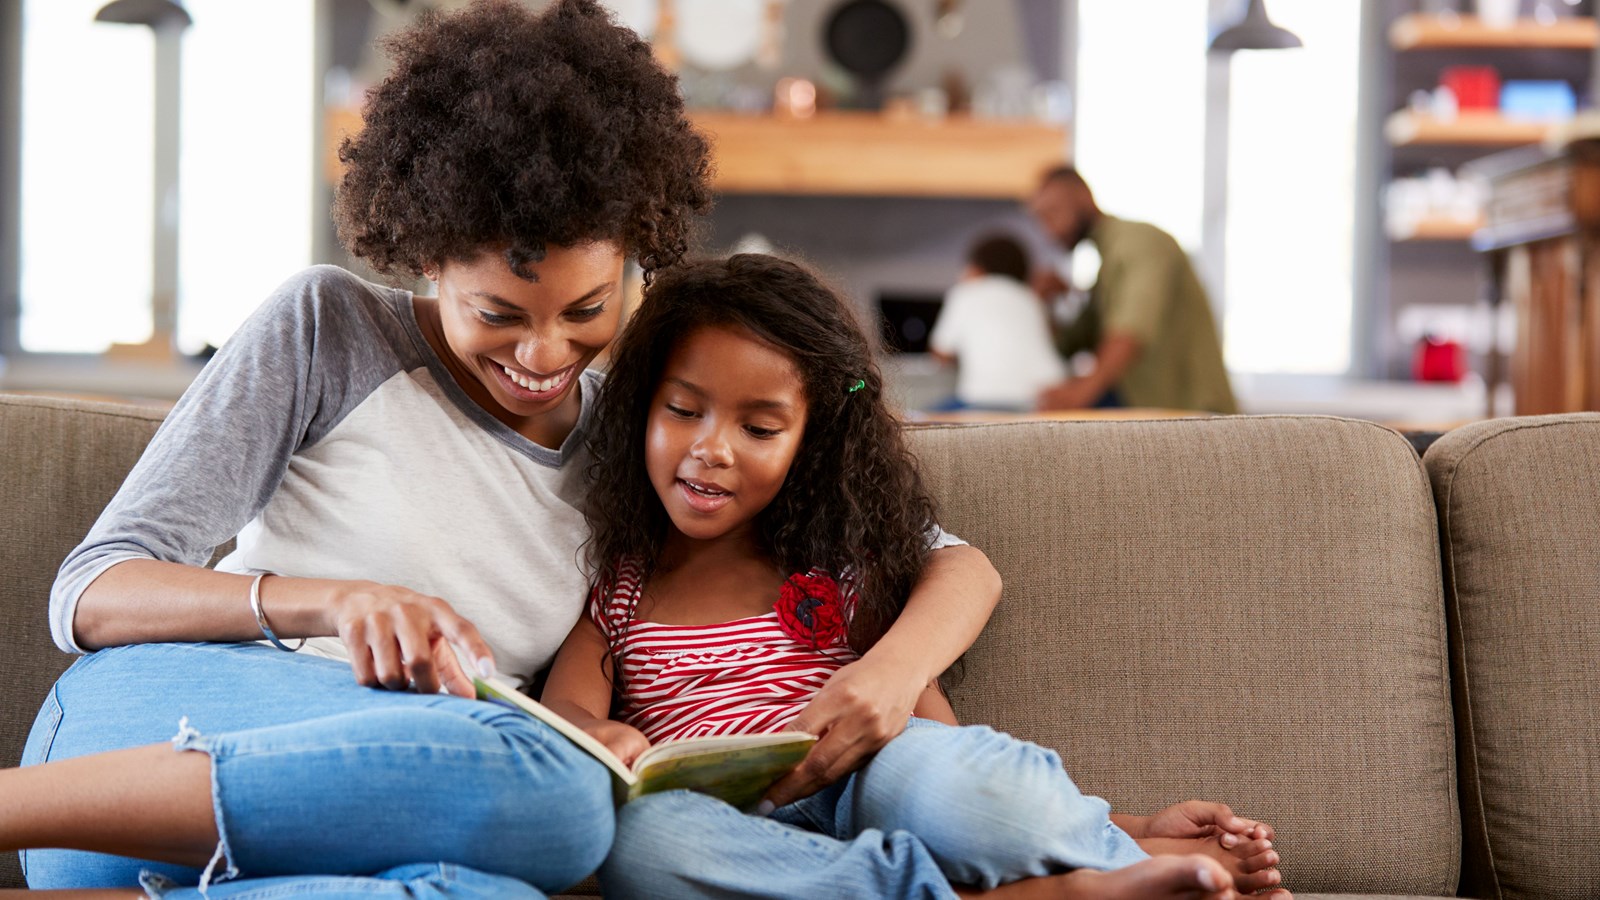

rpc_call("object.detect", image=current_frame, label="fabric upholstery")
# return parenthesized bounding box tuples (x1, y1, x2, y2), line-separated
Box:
(0, 395, 168, 887)
(1425, 414, 1600, 900)
(908, 416, 1458, 896)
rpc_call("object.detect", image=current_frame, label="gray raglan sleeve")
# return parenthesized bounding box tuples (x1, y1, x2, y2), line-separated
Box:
(48, 266, 398, 652)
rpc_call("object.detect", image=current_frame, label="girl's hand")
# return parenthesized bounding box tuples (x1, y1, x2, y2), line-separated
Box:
(585, 721, 652, 768)
(326, 580, 496, 698)
(760, 654, 923, 810)
(1143, 800, 1276, 845)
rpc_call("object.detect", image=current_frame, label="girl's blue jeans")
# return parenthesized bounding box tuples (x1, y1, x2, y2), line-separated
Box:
(599, 718, 1149, 899)
(19, 642, 615, 899)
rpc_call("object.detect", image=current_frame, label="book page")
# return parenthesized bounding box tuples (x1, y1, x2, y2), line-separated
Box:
(473, 675, 636, 785)
(629, 735, 816, 812)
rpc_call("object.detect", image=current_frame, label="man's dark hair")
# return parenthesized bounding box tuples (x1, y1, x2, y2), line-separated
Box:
(966, 233, 1030, 283)
(333, 0, 712, 281)
(1039, 164, 1090, 192)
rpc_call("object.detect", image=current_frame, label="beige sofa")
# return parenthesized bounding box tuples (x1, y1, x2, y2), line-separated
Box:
(2, 392, 1597, 899)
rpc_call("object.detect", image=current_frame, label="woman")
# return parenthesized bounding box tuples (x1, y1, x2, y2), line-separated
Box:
(1, 2, 1000, 897)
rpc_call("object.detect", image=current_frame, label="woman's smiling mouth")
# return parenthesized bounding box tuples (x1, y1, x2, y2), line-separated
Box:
(495, 363, 574, 400)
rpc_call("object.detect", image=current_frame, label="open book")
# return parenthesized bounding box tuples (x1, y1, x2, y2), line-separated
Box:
(474, 675, 816, 812)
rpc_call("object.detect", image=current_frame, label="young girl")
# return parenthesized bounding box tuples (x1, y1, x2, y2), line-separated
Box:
(1, 4, 1005, 897)
(542, 254, 1291, 900)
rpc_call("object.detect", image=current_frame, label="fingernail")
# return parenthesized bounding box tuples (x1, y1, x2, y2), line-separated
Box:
(1221, 833, 1238, 847)
(477, 658, 496, 679)
(755, 800, 776, 817)
(1196, 865, 1217, 891)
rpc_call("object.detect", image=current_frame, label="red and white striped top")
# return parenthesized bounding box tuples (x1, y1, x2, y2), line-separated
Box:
(591, 558, 859, 744)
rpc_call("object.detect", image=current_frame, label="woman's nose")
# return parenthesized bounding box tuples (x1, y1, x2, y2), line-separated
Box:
(513, 334, 563, 375)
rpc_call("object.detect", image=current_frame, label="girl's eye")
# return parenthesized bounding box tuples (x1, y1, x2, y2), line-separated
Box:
(665, 403, 697, 419)
(567, 303, 607, 321)
(745, 425, 780, 439)
(476, 310, 517, 326)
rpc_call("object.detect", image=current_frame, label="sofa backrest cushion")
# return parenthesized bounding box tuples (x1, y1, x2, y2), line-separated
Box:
(909, 416, 1458, 896)
(0, 395, 168, 887)
(1425, 414, 1600, 900)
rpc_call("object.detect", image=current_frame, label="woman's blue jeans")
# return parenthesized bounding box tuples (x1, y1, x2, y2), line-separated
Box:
(19, 642, 615, 899)
(599, 718, 1149, 899)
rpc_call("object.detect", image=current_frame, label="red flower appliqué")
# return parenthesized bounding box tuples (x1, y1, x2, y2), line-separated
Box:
(774, 571, 848, 650)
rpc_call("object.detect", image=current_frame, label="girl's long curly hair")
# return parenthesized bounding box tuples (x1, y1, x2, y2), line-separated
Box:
(333, 0, 712, 281)
(585, 254, 938, 656)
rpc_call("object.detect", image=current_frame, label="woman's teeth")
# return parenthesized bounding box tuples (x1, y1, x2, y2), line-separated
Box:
(503, 365, 565, 393)
(684, 481, 729, 496)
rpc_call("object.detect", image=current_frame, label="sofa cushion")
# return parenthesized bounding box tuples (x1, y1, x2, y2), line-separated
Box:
(909, 416, 1458, 897)
(0, 394, 168, 888)
(1425, 414, 1600, 900)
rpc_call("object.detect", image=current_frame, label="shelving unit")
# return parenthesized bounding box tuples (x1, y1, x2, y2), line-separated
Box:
(1359, 2, 1595, 381)
(1385, 110, 1558, 146)
(1389, 14, 1597, 50)
(1388, 216, 1485, 241)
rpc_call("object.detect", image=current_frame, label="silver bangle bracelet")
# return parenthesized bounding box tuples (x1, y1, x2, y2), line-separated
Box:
(249, 573, 305, 652)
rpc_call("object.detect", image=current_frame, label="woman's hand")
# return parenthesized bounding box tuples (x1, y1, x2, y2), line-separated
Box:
(325, 581, 496, 698)
(760, 654, 924, 810)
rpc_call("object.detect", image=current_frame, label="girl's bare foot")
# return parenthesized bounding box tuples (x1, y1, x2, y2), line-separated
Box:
(1140, 835, 1288, 896)
(956, 854, 1237, 900)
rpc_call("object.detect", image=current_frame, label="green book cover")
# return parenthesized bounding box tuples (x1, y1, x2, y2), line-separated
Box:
(474, 675, 815, 812)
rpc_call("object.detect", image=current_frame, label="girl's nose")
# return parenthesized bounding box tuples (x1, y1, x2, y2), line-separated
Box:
(690, 428, 734, 468)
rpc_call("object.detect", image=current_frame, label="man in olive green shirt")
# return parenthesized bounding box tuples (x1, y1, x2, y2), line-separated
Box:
(1029, 167, 1237, 414)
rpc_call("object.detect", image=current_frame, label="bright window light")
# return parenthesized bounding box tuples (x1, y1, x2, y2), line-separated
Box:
(1073, 0, 1207, 252)
(1222, 1, 1360, 374)
(19, 0, 313, 355)
(20, 0, 156, 352)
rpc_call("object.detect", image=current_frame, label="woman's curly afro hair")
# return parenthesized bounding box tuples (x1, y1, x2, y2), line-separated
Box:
(584, 254, 940, 658)
(333, 0, 713, 280)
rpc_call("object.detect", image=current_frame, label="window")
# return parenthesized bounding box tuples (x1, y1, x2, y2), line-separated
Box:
(1072, 0, 1208, 252)
(1073, 0, 1361, 375)
(1222, 1, 1360, 374)
(18, 0, 313, 356)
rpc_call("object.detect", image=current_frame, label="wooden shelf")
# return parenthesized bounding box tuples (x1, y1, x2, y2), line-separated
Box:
(1390, 14, 1597, 50)
(1386, 110, 1560, 146)
(687, 111, 1069, 199)
(1388, 216, 1485, 241)
(326, 108, 1069, 199)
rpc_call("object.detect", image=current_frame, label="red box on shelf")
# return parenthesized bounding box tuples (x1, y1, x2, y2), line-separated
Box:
(1441, 66, 1501, 111)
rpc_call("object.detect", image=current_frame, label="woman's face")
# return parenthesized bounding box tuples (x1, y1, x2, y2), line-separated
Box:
(433, 242, 625, 434)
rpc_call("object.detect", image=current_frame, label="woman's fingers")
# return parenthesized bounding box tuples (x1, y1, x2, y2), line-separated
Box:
(435, 608, 496, 680)
(367, 618, 409, 691)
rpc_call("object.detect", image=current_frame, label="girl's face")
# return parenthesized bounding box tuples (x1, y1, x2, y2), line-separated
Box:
(433, 242, 624, 437)
(646, 324, 809, 546)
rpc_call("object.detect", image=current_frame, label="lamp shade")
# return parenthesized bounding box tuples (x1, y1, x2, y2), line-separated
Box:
(1209, 0, 1301, 54)
(94, 0, 192, 29)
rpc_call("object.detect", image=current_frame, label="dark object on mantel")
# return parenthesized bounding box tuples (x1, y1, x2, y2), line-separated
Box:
(1467, 137, 1600, 416)
(823, 0, 911, 109)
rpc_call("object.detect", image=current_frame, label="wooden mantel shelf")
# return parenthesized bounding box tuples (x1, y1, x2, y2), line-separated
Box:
(325, 107, 1069, 200)
(1389, 14, 1598, 50)
(687, 111, 1069, 199)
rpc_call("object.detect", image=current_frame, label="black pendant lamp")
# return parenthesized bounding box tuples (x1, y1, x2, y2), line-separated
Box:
(1209, 0, 1302, 54)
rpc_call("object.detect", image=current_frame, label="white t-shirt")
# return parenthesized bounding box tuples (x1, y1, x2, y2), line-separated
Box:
(928, 275, 1068, 409)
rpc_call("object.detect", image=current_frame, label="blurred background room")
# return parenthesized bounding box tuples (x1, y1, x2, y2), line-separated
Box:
(5, 0, 1600, 430)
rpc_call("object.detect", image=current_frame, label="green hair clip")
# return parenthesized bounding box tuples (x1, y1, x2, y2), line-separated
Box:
(847, 379, 866, 393)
